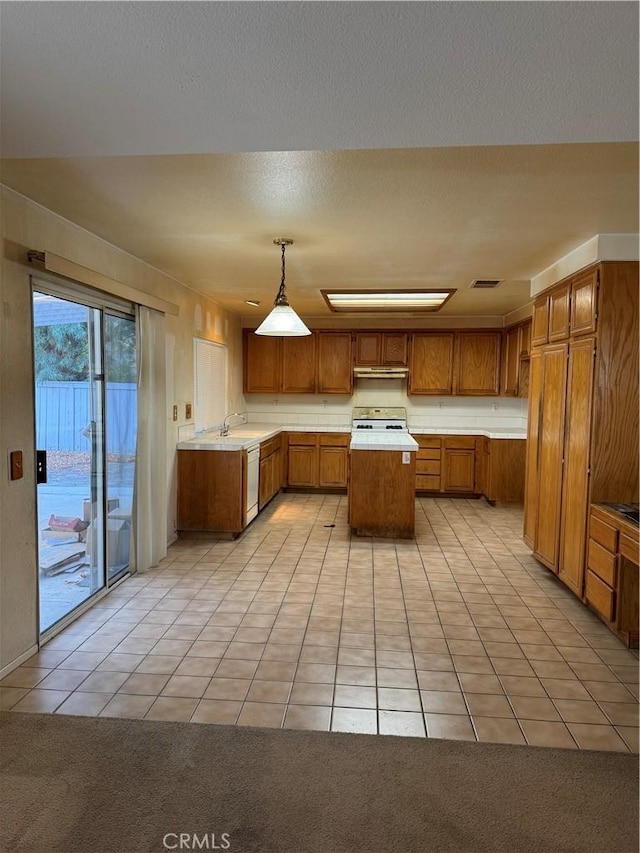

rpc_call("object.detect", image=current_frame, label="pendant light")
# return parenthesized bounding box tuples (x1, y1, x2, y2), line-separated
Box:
(254, 239, 311, 336)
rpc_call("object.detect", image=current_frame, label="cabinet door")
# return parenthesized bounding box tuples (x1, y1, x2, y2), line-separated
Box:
(317, 332, 353, 394)
(244, 333, 281, 393)
(523, 350, 543, 547)
(281, 334, 316, 393)
(287, 445, 318, 486)
(318, 447, 348, 487)
(519, 320, 532, 358)
(382, 333, 408, 366)
(409, 333, 454, 395)
(570, 268, 598, 337)
(259, 457, 271, 510)
(531, 296, 549, 347)
(534, 343, 568, 571)
(558, 336, 595, 597)
(354, 333, 381, 366)
(548, 283, 570, 342)
(502, 326, 520, 396)
(443, 449, 476, 492)
(456, 332, 501, 395)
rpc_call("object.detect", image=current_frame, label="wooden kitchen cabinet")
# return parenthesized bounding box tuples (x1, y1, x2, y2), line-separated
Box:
(442, 437, 477, 492)
(244, 333, 281, 393)
(287, 432, 349, 488)
(502, 326, 520, 396)
(414, 436, 442, 492)
(259, 434, 283, 510)
(317, 332, 353, 394)
(531, 295, 549, 347)
(548, 282, 571, 342)
(177, 450, 245, 535)
(354, 332, 408, 366)
(455, 332, 501, 395)
(525, 261, 638, 601)
(281, 335, 316, 393)
(519, 320, 531, 357)
(479, 437, 526, 504)
(409, 333, 454, 395)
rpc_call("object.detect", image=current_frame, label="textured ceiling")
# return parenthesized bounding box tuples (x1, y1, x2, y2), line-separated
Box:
(1, 2, 638, 323)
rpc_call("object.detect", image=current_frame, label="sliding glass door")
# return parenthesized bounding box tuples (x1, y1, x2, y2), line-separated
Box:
(33, 285, 136, 635)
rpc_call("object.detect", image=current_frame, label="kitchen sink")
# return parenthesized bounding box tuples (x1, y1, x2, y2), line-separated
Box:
(603, 503, 639, 526)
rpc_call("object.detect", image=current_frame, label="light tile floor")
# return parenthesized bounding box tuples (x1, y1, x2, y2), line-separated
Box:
(3, 494, 638, 752)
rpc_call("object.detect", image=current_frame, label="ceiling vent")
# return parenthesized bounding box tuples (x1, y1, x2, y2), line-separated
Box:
(470, 279, 502, 289)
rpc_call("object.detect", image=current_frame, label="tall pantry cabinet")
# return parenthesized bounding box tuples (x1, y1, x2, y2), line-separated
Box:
(524, 262, 639, 598)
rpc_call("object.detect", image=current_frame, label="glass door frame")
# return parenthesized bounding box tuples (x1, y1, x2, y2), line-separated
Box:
(31, 274, 136, 643)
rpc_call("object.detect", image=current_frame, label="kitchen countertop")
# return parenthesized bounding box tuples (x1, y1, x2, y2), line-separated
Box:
(177, 423, 526, 450)
(350, 432, 418, 452)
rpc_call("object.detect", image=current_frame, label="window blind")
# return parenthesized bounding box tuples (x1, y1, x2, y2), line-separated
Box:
(194, 338, 227, 434)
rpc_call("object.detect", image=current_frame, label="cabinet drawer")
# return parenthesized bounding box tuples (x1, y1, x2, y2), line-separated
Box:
(585, 570, 615, 622)
(620, 533, 639, 565)
(443, 436, 477, 450)
(288, 432, 317, 446)
(417, 448, 441, 461)
(414, 436, 441, 449)
(319, 433, 350, 447)
(416, 474, 441, 491)
(589, 515, 618, 552)
(587, 539, 617, 587)
(416, 459, 440, 475)
(260, 436, 281, 459)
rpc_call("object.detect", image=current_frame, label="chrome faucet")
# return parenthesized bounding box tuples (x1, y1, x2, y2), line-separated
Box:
(220, 412, 246, 436)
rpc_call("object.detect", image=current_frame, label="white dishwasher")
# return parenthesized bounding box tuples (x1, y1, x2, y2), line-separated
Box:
(245, 445, 260, 526)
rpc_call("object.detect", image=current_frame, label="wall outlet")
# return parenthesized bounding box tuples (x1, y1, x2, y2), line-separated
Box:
(172, 405, 178, 422)
(185, 402, 192, 420)
(402, 451, 410, 464)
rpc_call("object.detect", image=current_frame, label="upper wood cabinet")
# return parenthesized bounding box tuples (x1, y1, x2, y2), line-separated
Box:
(244, 334, 281, 393)
(502, 326, 520, 396)
(570, 267, 598, 336)
(455, 332, 501, 395)
(531, 296, 549, 347)
(409, 333, 454, 395)
(281, 335, 316, 393)
(354, 332, 408, 366)
(548, 282, 571, 342)
(519, 320, 531, 357)
(317, 332, 353, 394)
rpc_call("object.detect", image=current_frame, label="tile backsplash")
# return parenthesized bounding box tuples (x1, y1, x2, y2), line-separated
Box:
(243, 380, 528, 431)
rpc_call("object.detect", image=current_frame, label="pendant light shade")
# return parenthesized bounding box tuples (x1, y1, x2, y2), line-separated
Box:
(255, 239, 311, 337)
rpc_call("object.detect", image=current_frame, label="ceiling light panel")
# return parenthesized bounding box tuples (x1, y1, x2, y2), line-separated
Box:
(321, 289, 456, 313)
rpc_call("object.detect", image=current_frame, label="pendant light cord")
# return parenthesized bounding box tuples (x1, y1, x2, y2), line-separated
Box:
(274, 241, 289, 306)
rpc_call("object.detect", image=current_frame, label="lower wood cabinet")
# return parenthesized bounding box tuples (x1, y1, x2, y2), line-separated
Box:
(287, 432, 349, 489)
(442, 439, 476, 492)
(259, 435, 283, 509)
(177, 450, 245, 535)
(585, 505, 639, 648)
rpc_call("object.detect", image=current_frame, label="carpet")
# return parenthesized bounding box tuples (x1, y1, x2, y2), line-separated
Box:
(0, 712, 637, 853)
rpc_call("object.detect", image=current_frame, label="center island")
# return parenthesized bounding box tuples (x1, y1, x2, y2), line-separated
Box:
(348, 431, 418, 538)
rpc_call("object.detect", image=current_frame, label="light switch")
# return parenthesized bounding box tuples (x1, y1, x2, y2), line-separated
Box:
(10, 450, 23, 480)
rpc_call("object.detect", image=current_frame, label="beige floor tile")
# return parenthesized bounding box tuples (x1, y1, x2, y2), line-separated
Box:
(597, 702, 639, 727)
(519, 719, 577, 749)
(214, 659, 259, 679)
(100, 693, 156, 720)
(414, 653, 455, 672)
(36, 669, 91, 691)
(378, 687, 421, 712)
(331, 707, 377, 734)
(191, 699, 243, 725)
(540, 678, 590, 700)
(333, 685, 376, 709)
(1, 667, 52, 688)
(416, 671, 459, 692)
(253, 660, 296, 681)
(119, 673, 170, 695)
(260, 643, 301, 662)
(135, 655, 181, 674)
(289, 682, 333, 706)
(377, 650, 414, 669)
(335, 665, 376, 686)
(76, 671, 130, 693)
(465, 693, 514, 718)
(22, 650, 71, 668)
(379, 710, 425, 737)
(299, 646, 338, 664)
(237, 702, 286, 728)
(95, 653, 146, 672)
(509, 695, 561, 722)
(553, 699, 610, 724)
(376, 668, 418, 689)
(530, 660, 575, 679)
(246, 680, 292, 703)
(0, 687, 29, 709)
(284, 704, 331, 731)
(162, 675, 211, 698)
(584, 681, 635, 703)
(203, 678, 251, 701)
(12, 689, 70, 713)
(567, 723, 629, 752)
(499, 676, 547, 697)
(337, 648, 376, 667)
(174, 657, 220, 677)
(615, 726, 639, 753)
(295, 663, 336, 684)
(55, 691, 113, 716)
(197, 627, 236, 643)
(452, 655, 495, 674)
(420, 690, 466, 715)
(491, 658, 535, 677)
(472, 716, 526, 745)
(457, 673, 504, 694)
(570, 663, 619, 682)
(146, 697, 199, 722)
(425, 713, 476, 741)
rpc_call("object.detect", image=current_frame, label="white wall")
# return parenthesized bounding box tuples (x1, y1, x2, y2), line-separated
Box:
(244, 381, 528, 432)
(0, 187, 244, 671)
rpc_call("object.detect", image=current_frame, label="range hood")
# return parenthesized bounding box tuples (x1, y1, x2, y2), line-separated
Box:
(353, 366, 409, 379)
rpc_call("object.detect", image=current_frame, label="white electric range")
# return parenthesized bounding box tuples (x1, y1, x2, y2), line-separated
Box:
(350, 407, 417, 451)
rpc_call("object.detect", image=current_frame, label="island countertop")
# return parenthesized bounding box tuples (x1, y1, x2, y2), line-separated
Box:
(350, 432, 419, 452)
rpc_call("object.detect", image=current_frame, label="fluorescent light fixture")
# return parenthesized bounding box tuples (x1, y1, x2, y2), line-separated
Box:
(255, 239, 311, 337)
(245, 300, 261, 307)
(321, 289, 456, 313)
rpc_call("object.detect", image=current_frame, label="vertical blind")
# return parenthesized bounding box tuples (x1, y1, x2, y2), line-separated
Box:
(194, 338, 227, 434)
